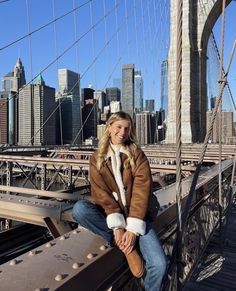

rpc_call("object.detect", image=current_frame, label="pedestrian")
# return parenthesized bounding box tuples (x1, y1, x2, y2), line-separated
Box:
(72, 111, 167, 290)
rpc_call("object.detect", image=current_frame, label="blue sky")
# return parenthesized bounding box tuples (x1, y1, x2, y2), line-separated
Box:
(0, 0, 235, 112)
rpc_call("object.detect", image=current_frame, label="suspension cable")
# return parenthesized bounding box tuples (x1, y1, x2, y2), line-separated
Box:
(73, 0, 83, 143)
(89, 0, 97, 88)
(25, 0, 33, 81)
(0, 1, 121, 111)
(218, 0, 226, 211)
(0, 0, 92, 52)
(175, 0, 183, 287)
(26, 0, 130, 146)
(52, 0, 63, 145)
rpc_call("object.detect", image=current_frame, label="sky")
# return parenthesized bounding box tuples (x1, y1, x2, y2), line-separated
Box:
(0, 0, 235, 112)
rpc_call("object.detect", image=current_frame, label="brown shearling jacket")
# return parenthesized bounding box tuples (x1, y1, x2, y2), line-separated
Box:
(89, 146, 152, 235)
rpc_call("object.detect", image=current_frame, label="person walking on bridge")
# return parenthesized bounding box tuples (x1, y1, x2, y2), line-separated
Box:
(72, 111, 167, 291)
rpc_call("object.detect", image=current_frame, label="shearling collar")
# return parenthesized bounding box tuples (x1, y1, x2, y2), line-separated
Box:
(105, 144, 130, 160)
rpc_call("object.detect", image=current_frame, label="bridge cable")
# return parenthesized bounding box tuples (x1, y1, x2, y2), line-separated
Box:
(89, 0, 97, 89)
(52, 0, 63, 145)
(16, 1, 122, 147)
(174, 0, 183, 288)
(0, 0, 92, 52)
(25, 0, 33, 81)
(218, 0, 226, 248)
(73, 0, 83, 143)
(24, 0, 131, 147)
(166, 40, 236, 290)
(71, 3, 138, 145)
(199, 0, 236, 112)
(0, 1, 120, 112)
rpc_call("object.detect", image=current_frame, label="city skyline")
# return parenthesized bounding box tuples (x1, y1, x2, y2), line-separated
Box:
(0, 1, 235, 111)
(0, 0, 170, 110)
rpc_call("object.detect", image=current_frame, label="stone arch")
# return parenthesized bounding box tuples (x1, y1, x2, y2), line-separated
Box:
(166, 0, 232, 144)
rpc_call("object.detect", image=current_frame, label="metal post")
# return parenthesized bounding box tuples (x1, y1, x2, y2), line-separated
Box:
(67, 165, 73, 191)
(6, 161, 13, 190)
(41, 164, 46, 191)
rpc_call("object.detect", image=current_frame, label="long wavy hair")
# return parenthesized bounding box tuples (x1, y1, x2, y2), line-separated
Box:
(97, 111, 138, 170)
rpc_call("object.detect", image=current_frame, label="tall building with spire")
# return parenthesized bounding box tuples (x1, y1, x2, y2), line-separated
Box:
(18, 74, 56, 146)
(122, 64, 134, 118)
(1, 58, 26, 144)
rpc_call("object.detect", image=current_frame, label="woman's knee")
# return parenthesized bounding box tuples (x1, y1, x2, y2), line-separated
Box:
(72, 199, 91, 222)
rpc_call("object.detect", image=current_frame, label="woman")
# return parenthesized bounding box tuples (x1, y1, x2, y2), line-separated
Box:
(72, 111, 167, 291)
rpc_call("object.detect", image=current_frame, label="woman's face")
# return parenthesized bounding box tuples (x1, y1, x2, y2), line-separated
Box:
(108, 119, 130, 145)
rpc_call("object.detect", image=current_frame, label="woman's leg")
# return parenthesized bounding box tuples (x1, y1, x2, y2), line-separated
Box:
(139, 222, 167, 291)
(72, 199, 114, 246)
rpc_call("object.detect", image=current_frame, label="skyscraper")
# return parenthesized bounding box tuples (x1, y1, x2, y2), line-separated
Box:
(82, 87, 98, 141)
(134, 70, 143, 113)
(94, 90, 106, 111)
(136, 112, 156, 145)
(106, 87, 121, 104)
(122, 64, 134, 117)
(1, 58, 26, 144)
(18, 74, 56, 146)
(145, 99, 155, 112)
(57, 69, 81, 145)
(207, 110, 234, 144)
(0, 94, 7, 144)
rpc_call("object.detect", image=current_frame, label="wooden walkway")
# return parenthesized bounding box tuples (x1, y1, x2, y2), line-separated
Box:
(184, 203, 236, 291)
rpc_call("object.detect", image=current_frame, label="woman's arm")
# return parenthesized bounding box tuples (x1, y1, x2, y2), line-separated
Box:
(90, 154, 126, 229)
(126, 150, 152, 235)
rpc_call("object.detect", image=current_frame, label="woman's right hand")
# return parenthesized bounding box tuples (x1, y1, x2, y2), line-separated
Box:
(113, 228, 125, 250)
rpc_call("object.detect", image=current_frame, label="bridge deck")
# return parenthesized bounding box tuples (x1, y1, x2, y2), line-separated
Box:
(184, 203, 236, 291)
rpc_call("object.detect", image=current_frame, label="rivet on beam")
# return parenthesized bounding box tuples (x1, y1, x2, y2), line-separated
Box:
(28, 250, 36, 256)
(9, 259, 18, 266)
(87, 253, 94, 259)
(45, 242, 53, 248)
(72, 229, 80, 234)
(99, 245, 107, 251)
(55, 274, 64, 281)
(72, 262, 82, 269)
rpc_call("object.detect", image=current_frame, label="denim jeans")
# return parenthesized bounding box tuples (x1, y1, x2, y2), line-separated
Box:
(72, 199, 167, 291)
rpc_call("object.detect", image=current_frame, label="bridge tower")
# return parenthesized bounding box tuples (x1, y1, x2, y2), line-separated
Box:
(166, 0, 231, 143)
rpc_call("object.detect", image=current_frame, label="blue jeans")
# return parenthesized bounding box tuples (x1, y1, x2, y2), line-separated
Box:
(72, 199, 167, 291)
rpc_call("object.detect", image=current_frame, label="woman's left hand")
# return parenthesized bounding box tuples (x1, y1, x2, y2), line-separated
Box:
(121, 231, 136, 255)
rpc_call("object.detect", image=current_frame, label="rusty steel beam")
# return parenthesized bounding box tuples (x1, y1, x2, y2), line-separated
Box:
(0, 185, 80, 200)
(0, 159, 233, 291)
(0, 228, 127, 291)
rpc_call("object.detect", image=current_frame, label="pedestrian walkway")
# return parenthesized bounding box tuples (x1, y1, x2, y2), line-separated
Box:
(184, 203, 236, 291)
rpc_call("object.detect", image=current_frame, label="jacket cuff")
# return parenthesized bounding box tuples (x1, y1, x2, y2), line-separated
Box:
(106, 213, 126, 229)
(126, 217, 146, 235)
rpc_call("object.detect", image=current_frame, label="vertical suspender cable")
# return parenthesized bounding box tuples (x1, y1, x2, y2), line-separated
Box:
(133, 0, 140, 68)
(175, 0, 183, 288)
(140, 0, 148, 76)
(25, 0, 33, 81)
(124, 0, 130, 61)
(25, 0, 34, 145)
(218, 0, 226, 218)
(114, 0, 120, 60)
(73, 0, 82, 144)
(52, 0, 63, 145)
(89, 0, 97, 89)
(102, 0, 109, 88)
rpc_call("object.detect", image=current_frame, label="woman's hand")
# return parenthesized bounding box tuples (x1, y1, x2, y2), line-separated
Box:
(113, 228, 125, 250)
(121, 231, 136, 255)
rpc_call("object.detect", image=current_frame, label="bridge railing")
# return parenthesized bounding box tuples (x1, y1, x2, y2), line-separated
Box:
(161, 161, 234, 290)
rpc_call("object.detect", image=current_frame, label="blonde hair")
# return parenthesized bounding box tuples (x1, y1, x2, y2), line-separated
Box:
(97, 111, 138, 170)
